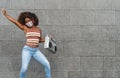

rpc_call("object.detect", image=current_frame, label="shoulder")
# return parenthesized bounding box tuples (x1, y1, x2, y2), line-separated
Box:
(36, 27, 42, 31)
(36, 26, 41, 29)
(23, 25, 28, 33)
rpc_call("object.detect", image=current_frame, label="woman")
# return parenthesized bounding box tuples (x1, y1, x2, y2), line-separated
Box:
(1, 8, 51, 78)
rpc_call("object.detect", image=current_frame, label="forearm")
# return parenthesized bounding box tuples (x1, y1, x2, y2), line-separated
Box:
(39, 38, 45, 43)
(4, 13, 17, 24)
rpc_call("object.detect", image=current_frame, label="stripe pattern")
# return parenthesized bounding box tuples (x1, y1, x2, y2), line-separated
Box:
(26, 32, 40, 46)
(27, 39, 39, 43)
(26, 32, 40, 37)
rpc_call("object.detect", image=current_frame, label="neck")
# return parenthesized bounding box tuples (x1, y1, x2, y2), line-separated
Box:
(28, 26, 36, 28)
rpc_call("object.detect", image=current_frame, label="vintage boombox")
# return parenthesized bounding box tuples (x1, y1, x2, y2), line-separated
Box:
(44, 34, 57, 54)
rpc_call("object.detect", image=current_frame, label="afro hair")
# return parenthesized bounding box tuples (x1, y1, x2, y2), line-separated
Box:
(17, 12, 39, 26)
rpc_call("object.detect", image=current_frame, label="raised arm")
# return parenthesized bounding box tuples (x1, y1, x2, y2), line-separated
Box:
(1, 8, 24, 30)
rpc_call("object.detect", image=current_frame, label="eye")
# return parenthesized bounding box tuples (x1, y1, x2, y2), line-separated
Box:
(25, 18, 31, 23)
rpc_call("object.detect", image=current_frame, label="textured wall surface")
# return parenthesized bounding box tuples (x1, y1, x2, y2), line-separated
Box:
(0, 0, 120, 78)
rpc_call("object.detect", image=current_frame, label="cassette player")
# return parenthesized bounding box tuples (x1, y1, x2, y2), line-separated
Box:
(44, 34, 57, 54)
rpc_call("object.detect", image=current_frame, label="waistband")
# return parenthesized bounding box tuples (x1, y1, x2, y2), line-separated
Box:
(24, 45, 39, 51)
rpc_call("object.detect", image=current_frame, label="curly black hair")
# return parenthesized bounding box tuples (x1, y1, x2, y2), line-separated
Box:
(17, 12, 39, 26)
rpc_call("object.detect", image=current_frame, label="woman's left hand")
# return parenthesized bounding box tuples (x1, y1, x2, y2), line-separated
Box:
(49, 34, 53, 38)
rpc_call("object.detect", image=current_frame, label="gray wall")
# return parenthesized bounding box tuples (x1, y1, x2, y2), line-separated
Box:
(0, 0, 120, 78)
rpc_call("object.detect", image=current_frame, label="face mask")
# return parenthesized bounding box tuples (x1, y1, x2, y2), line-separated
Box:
(26, 21, 33, 27)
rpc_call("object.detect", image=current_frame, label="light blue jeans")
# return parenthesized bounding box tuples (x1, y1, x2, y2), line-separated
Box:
(20, 45, 51, 78)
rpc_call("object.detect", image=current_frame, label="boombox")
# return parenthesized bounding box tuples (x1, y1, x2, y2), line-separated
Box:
(44, 34, 57, 54)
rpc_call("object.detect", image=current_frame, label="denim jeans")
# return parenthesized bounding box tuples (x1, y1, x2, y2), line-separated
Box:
(20, 45, 51, 78)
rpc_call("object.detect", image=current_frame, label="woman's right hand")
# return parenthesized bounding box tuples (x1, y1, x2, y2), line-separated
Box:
(49, 34, 53, 39)
(1, 8, 6, 15)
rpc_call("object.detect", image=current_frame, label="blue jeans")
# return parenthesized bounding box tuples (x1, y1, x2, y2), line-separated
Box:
(20, 45, 51, 78)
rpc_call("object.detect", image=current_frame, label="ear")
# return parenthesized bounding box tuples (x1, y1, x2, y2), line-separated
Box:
(32, 19, 35, 24)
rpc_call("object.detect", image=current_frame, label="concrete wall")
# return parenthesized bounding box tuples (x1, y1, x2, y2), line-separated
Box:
(0, 0, 120, 78)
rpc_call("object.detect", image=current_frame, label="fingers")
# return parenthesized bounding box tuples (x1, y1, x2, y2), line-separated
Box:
(1, 8, 6, 15)
(49, 34, 53, 38)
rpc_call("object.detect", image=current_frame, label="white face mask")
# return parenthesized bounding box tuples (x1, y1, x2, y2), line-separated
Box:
(26, 21, 33, 27)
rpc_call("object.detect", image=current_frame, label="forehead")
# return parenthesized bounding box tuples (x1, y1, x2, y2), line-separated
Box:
(25, 18, 31, 22)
